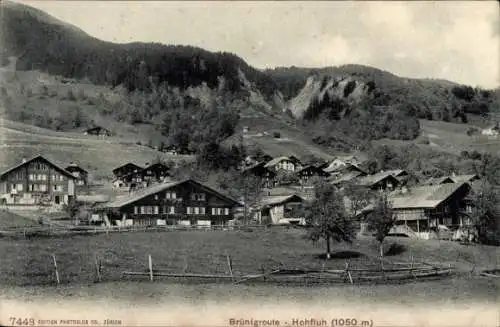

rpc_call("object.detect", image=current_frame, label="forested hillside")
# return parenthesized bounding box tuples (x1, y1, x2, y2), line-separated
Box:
(1, 1, 499, 158)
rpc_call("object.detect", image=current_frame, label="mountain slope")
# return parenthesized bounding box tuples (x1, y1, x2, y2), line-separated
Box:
(267, 64, 500, 123)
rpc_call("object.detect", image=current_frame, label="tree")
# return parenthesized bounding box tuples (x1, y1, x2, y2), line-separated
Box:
(366, 194, 397, 258)
(343, 183, 374, 218)
(304, 181, 356, 259)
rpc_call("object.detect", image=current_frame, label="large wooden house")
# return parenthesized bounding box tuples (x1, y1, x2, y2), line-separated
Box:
(0, 155, 77, 207)
(95, 179, 242, 227)
(387, 182, 473, 237)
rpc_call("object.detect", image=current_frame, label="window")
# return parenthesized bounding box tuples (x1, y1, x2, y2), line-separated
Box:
(42, 174, 47, 181)
(134, 206, 139, 214)
(191, 193, 206, 201)
(224, 208, 229, 215)
(39, 184, 47, 192)
(16, 184, 23, 191)
(154, 194, 159, 200)
(169, 206, 175, 214)
(154, 206, 159, 214)
(10, 184, 15, 191)
(29, 174, 35, 181)
(218, 208, 224, 215)
(200, 207, 206, 215)
(166, 191, 177, 199)
(187, 207, 193, 215)
(194, 207, 199, 215)
(53, 185, 57, 191)
(140, 206, 146, 214)
(56, 185, 63, 192)
(211, 208, 216, 215)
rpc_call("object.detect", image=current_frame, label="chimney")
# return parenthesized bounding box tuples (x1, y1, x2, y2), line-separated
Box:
(451, 172, 456, 178)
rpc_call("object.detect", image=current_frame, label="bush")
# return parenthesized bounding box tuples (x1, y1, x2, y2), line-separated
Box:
(273, 131, 281, 138)
(384, 242, 407, 256)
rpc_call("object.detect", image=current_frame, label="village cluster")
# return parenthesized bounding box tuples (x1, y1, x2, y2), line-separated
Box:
(0, 149, 481, 241)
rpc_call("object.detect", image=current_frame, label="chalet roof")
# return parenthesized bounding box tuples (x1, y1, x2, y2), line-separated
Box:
(388, 182, 470, 209)
(112, 163, 144, 174)
(355, 171, 399, 187)
(259, 194, 305, 207)
(101, 179, 242, 209)
(423, 174, 478, 186)
(451, 174, 479, 183)
(324, 162, 365, 174)
(0, 155, 76, 180)
(383, 169, 407, 177)
(329, 171, 365, 184)
(264, 156, 301, 168)
(65, 164, 88, 173)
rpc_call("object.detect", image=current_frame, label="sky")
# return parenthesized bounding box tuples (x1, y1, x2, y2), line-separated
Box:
(14, 1, 500, 88)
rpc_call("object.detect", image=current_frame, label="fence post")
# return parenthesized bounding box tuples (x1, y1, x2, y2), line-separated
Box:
(345, 262, 353, 285)
(148, 254, 153, 282)
(226, 255, 234, 282)
(95, 254, 102, 283)
(52, 254, 60, 285)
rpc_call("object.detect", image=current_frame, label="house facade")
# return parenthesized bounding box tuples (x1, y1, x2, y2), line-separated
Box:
(388, 182, 473, 238)
(65, 162, 89, 186)
(112, 163, 144, 179)
(355, 172, 400, 191)
(264, 156, 302, 172)
(0, 155, 76, 206)
(253, 194, 306, 225)
(96, 179, 241, 227)
(296, 165, 329, 184)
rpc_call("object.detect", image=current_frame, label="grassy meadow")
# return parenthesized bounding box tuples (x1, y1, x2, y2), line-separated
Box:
(0, 118, 195, 180)
(0, 228, 498, 303)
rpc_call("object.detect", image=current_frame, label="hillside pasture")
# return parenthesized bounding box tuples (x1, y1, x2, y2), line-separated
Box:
(0, 118, 195, 180)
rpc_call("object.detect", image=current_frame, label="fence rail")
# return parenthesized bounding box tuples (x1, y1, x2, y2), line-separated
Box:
(0, 223, 274, 238)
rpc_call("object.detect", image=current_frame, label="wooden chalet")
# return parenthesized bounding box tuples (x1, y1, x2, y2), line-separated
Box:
(95, 179, 242, 227)
(84, 126, 111, 137)
(253, 194, 306, 225)
(295, 165, 330, 184)
(65, 162, 89, 186)
(0, 155, 77, 207)
(354, 171, 400, 191)
(264, 156, 302, 172)
(112, 163, 144, 179)
(242, 162, 276, 188)
(385, 182, 473, 236)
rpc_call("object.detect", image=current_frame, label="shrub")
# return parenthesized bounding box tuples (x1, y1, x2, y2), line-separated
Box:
(273, 131, 281, 138)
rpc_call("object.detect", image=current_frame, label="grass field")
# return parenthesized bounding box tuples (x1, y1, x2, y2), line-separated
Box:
(0, 210, 40, 228)
(0, 229, 498, 327)
(0, 228, 498, 292)
(0, 118, 195, 180)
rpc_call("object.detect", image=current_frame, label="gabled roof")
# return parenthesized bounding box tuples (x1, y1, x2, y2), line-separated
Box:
(0, 155, 76, 180)
(329, 171, 365, 185)
(65, 164, 88, 174)
(264, 156, 301, 168)
(451, 174, 479, 183)
(383, 169, 407, 177)
(324, 162, 365, 174)
(258, 194, 305, 208)
(101, 179, 242, 209)
(112, 162, 144, 174)
(355, 171, 400, 187)
(389, 182, 471, 209)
